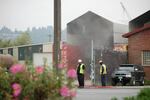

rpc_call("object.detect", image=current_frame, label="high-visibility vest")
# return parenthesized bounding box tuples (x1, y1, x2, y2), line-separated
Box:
(79, 64, 85, 74)
(100, 64, 107, 74)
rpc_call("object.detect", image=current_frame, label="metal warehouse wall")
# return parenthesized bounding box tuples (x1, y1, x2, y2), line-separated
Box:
(66, 11, 127, 83)
(67, 11, 114, 79)
(67, 11, 114, 50)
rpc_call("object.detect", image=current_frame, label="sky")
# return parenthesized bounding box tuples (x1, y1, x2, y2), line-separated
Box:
(0, 0, 149, 31)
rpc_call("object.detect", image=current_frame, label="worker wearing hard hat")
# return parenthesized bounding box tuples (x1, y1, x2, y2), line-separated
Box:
(77, 59, 85, 88)
(99, 60, 107, 86)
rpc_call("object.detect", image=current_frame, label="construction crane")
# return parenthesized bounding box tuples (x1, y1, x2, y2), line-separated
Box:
(120, 2, 132, 21)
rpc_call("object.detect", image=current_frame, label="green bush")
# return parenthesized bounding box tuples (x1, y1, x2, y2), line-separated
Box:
(111, 97, 118, 100)
(144, 80, 150, 85)
(124, 96, 136, 100)
(136, 88, 150, 100)
(123, 88, 150, 100)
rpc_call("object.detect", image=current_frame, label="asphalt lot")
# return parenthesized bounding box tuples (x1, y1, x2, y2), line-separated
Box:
(73, 86, 150, 100)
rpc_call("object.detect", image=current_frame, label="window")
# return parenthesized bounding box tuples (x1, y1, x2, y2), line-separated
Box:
(18, 45, 43, 61)
(0, 49, 3, 54)
(142, 51, 150, 66)
(18, 47, 26, 60)
(8, 48, 13, 56)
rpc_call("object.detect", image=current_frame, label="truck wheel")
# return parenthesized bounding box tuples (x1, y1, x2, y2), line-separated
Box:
(112, 81, 117, 86)
(130, 78, 136, 86)
(122, 82, 126, 86)
(140, 80, 144, 86)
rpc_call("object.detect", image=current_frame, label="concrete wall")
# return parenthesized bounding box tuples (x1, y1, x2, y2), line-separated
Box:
(13, 47, 18, 60)
(43, 43, 53, 53)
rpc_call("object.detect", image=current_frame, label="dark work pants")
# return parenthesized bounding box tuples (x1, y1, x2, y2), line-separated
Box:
(101, 74, 106, 86)
(77, 74, 84, 87)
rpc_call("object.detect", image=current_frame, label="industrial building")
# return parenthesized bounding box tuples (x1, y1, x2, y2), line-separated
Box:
(113, 23, 128, 52)
(0, 42, 53, 67)
(123, 10, 150, 79)
(67, 11, 128, 82)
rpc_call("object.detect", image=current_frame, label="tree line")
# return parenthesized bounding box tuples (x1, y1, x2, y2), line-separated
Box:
(0, 32, 31, 48)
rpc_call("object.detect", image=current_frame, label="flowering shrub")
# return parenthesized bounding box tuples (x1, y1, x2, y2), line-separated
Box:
(35, 66, 44, 74)
(60, 86, 70, 97)
(9, 64, 25, 74)
(0, 54, 15, 69)
(0, 62, 77, 100)
(67, 69, 77, 79)
(12, 83, 22, 97)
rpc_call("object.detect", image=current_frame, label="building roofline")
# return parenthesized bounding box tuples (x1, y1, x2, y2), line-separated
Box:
(67, 11, 112, 25)
(122, 24, 150, 38)
(129, 10, 150, 25)
(0, 42, 53, 50)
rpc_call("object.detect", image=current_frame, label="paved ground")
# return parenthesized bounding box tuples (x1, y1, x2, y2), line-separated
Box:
(73, 80, 150, 100)
(74, 88, 139, 100)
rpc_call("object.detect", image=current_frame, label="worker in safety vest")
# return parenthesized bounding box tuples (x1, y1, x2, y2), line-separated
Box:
(99, 60, 107, 86)
(77, 59, 85, 88)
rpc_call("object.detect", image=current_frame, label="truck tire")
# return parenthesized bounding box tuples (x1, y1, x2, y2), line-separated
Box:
(122, 82, 126, 86)
(140, 80, 144, 86)
(111, 80, 117, 86)
(130, 77, 136, 86)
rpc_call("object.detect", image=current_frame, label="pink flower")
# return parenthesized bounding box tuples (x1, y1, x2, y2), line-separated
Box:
(60, 86, 70, 97)
(12, 83, 22, 97)
(35, 66, 44, 74)
(67, 69, 76, 78)
(9, 64, 25, 74)
(58, 63, 65, 69)
(70, 90, 76, 97)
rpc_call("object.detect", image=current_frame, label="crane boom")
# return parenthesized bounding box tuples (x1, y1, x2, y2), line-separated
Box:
(120, 2, 132, 20)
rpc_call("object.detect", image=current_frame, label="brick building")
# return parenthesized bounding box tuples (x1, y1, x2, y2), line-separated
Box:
(123, 10, 150, 79)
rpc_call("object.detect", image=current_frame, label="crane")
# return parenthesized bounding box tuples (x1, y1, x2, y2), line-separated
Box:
(120, 2, 132, 21)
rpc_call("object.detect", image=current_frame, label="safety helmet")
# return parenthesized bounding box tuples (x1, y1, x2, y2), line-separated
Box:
(78, 59, 82, 63)
(99, 60, 103, 63)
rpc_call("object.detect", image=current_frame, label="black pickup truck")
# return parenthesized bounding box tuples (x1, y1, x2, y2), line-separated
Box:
(111, 64, 145, 86)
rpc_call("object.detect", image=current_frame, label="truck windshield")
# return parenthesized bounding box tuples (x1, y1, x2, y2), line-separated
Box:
(119, 65, 134, 71)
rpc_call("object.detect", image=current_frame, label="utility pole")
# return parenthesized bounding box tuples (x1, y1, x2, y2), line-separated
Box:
(90, 40, 95, 85)
(48, 34, 51, 42)
(53, 0, 61, 70)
